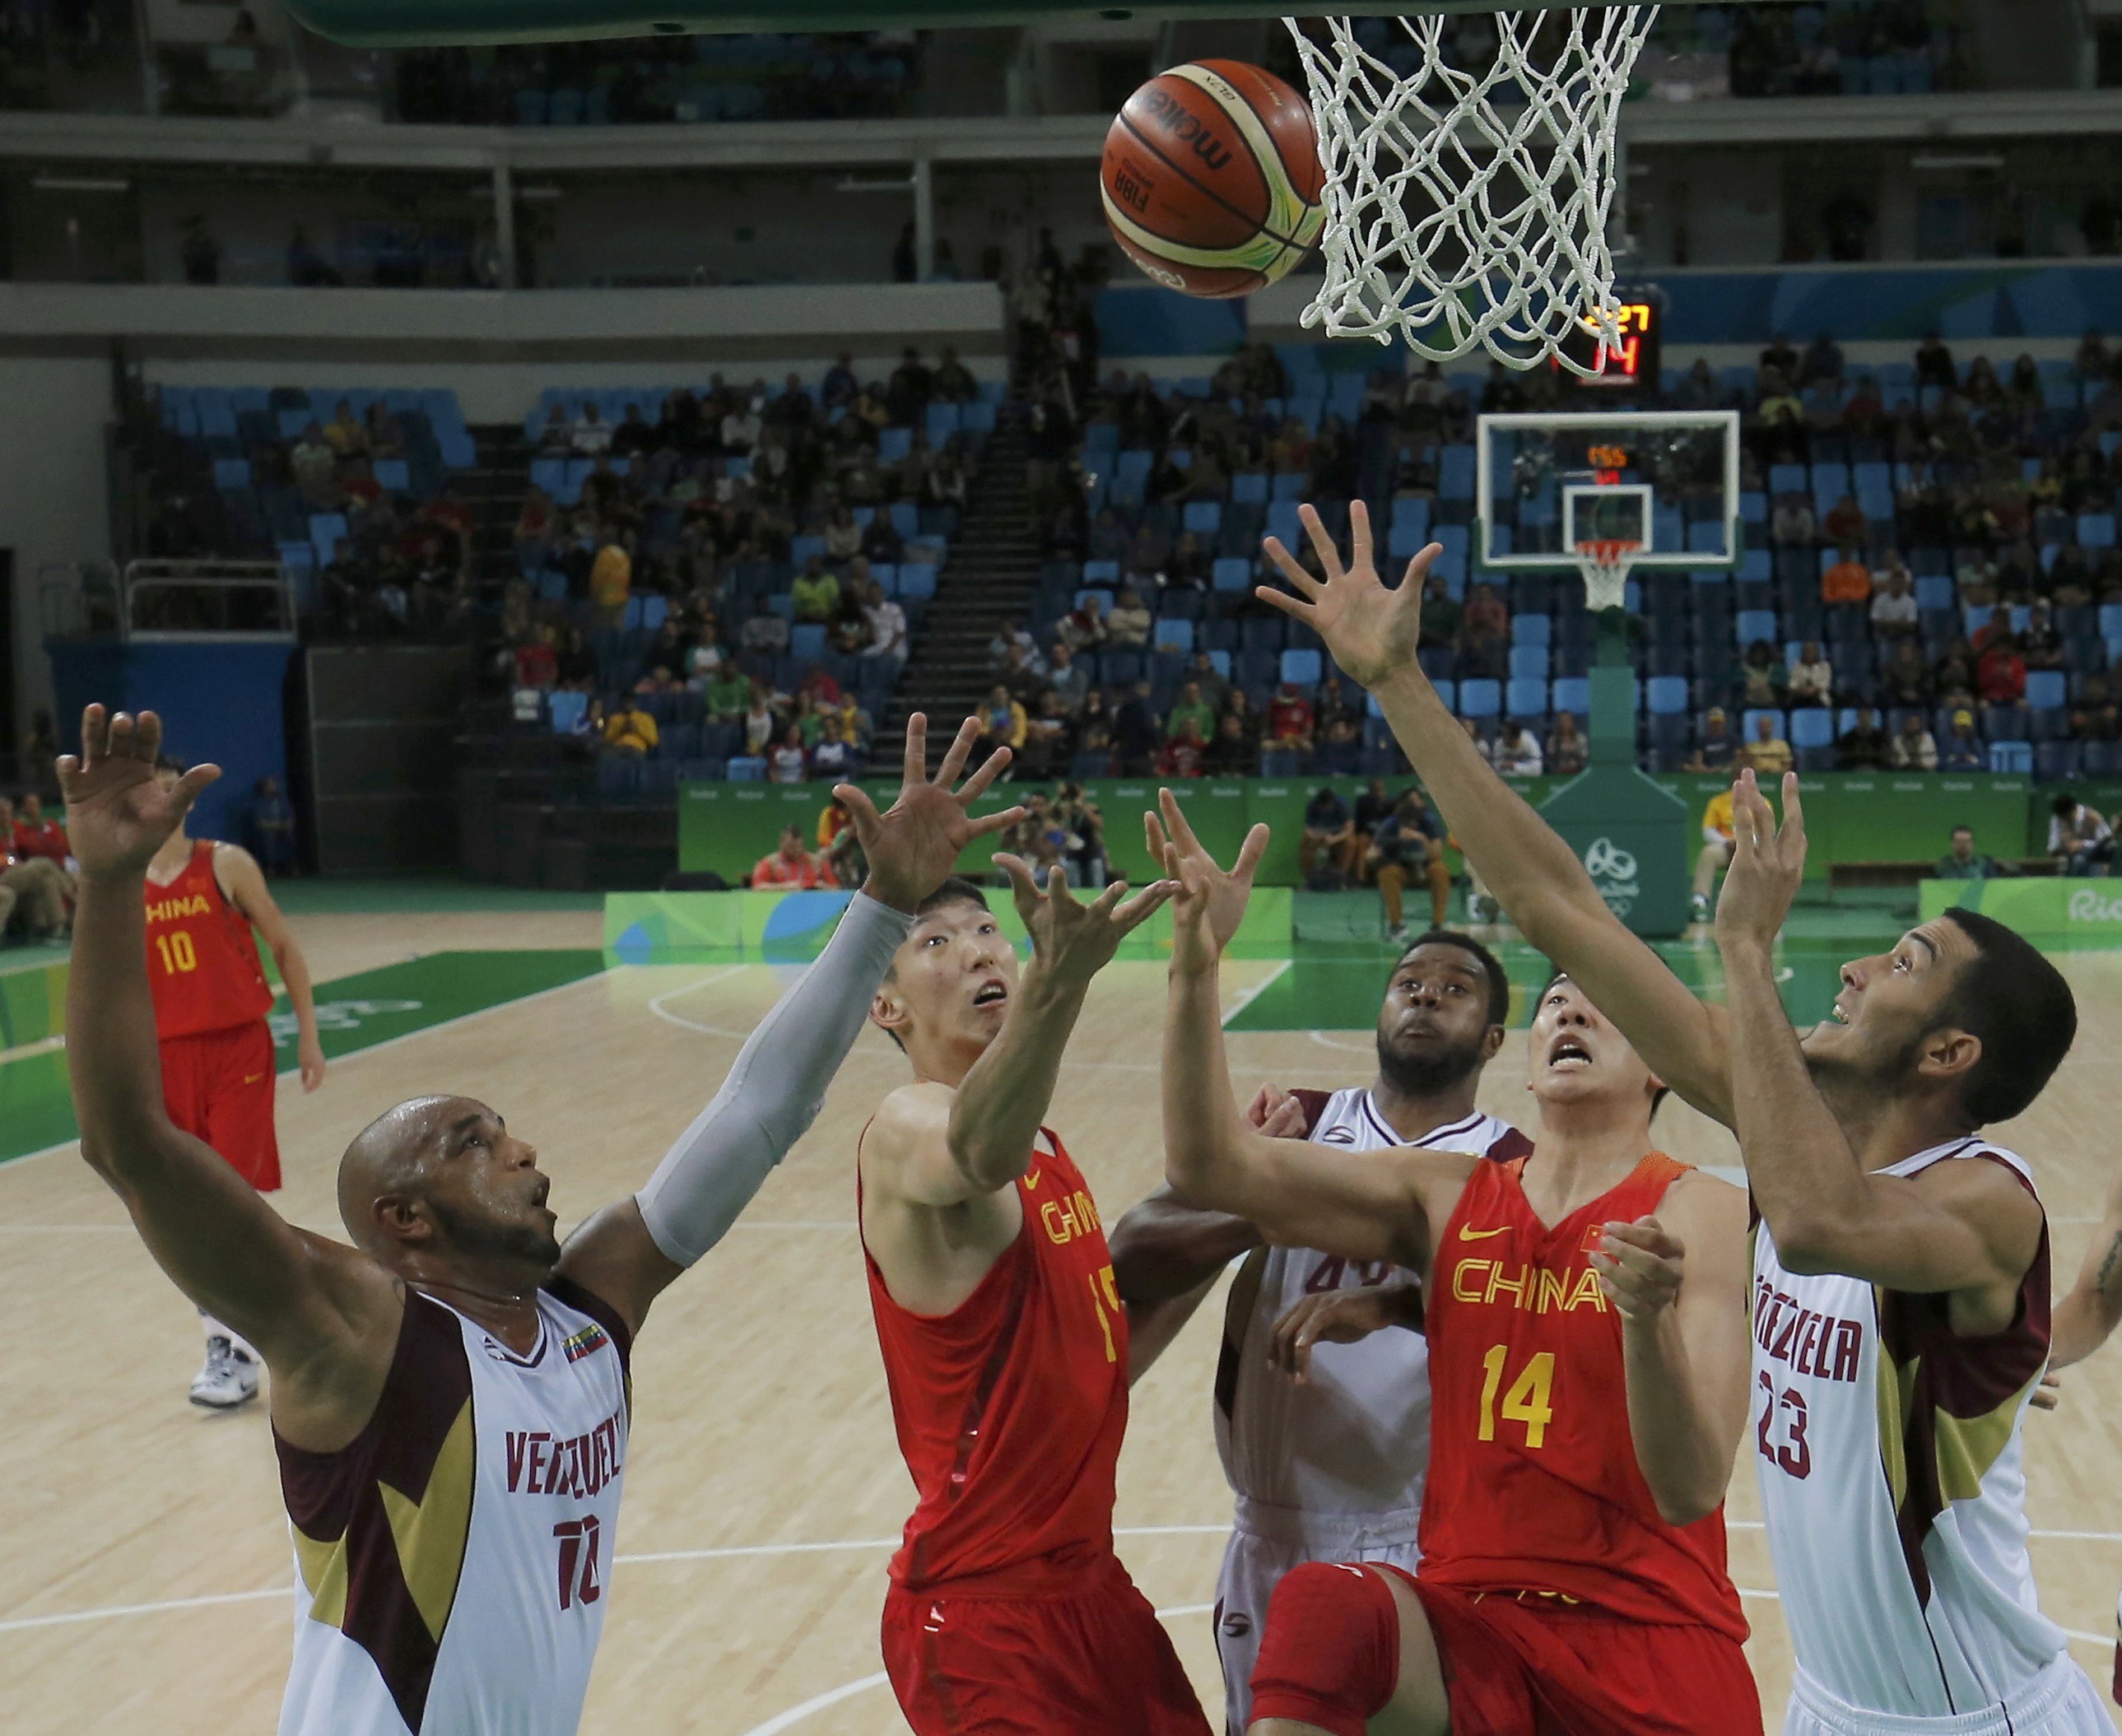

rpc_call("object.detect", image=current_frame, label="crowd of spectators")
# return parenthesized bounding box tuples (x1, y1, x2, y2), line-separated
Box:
(1003, 324, 2122, 787)
(0, 793, 75, 945)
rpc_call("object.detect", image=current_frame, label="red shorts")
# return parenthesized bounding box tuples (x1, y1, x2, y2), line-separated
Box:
(881, 1559, 1212, 1735)
(1411, 1576, 1761, 1736)
(160, 1022, 281, 1193)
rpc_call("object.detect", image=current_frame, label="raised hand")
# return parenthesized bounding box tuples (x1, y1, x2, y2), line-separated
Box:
(1146, 786, 1268, 956)
(1713, 769, 1806, 954)
(1258, 500, 1442, 691)
(56, 706, 220, 880)
(1246, 1083, 1309, 1139)
(835, 714, 1026, 914)
(996, 856, 1175, 990)
(1589, 1216, 1686, 1321)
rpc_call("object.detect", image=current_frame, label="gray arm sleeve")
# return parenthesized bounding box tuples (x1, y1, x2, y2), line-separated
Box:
(633, 890, 914, 1266)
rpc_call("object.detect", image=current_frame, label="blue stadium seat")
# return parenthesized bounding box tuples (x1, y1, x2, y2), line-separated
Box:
(790, 624, 828, 661)
(1281, 647, 1323, 686)
(1512, 613, 1552, 648)
(1988, 742, 2033, 774)
(212, 458, 252, 491)
(1154, 618, 1194, 653)
(898, 564, 938, 600)
(1507, 645, 1549, 681)
(1506, 677, 1547, 719)
(1550, 677, 1591, 716)
(2036, 742, 2084, 782)
(2026, 671, 2068, 712)
(1082, 559, 1121, 587)
(2081, 514, 2118, 549)
(596, 754, 642, 799)
(1212, 557, 1252, 593)
(1183, 500, 1223, 536)
(1231, 472, 1269, 504)
(1646, 676, 1690, 716)
(1743, 709, 1787, 741)
(373, 458, 410, 493)
(1789, 710, 1836, 751)
(1438, 446, 1477, 500)
(1458, 679, 1501, 719)
(1735, 610, 1778, 645)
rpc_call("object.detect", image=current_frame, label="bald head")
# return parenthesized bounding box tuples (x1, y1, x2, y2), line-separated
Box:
(337, 1094, 464, 1256)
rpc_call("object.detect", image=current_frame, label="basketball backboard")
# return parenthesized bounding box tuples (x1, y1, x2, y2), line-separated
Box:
(1475, 409, 1741, 606)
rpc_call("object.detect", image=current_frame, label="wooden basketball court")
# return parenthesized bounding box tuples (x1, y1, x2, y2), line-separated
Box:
(5, 910, 2122, 1733)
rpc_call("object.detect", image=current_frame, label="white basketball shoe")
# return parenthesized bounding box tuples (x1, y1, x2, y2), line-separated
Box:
(190, 1334, 261, 1410)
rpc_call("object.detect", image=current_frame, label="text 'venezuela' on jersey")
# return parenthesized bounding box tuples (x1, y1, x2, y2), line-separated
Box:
(1752, 1138, 2065, 1715)
(143, 838, 275, 1039)
(274, 1282, 631, 1736)
(1420, 1152, 1749, 1640)
(1216, 1091, 1533, 1516)
(859, 1125, 1129, 1595)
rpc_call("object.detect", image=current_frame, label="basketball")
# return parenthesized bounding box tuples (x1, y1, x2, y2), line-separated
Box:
(1101, 59, 1325, 300)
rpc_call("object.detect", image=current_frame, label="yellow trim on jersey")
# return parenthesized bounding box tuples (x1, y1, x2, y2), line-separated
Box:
(379, 1398, 476, 1643)
(1933, 1374, 2040, 1504)
(1875, 1322, 1914, 1514)
(292, 1524, 351, 1629)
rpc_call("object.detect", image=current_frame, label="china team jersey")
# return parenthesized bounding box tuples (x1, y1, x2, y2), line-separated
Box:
(144, 839, 275, 1040)
(1216, 1091, 1530, 1515)
(862, 1126, 1128, 1594)
(1420, 1152, 1747, 1640)
(276, 1283, 631, 1736)
(1752, 1138, 2061, 1713)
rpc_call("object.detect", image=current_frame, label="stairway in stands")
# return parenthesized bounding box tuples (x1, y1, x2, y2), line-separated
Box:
(872, 401, 1042, 769)
(463, 424, 533, 598)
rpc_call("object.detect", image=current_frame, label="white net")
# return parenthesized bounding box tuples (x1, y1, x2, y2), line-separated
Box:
(1287, 8, 1657, 374)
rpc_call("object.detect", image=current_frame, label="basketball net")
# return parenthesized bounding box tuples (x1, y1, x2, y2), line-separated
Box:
(1575, 539, 1640, 612)
(1287, 8, 1655, 373)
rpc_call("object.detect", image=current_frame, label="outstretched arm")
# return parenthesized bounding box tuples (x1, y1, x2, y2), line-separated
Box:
(557, 716, 1026, 1333)
(1716, 771, 2042, 1299)
(1258, 504, 1735, 1124)
(216, 842, 325, 1092)
(62, 707, 400, 1450)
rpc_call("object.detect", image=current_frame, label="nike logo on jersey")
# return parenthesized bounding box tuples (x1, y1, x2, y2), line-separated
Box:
(242, 1073, 263, 1085)
(1023, 1168, 1041, 1191)
(1458, 1224, 1510, 1240)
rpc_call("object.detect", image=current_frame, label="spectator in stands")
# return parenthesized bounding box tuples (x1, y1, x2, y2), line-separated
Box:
(1743, 714, 1794, 777)
(610, 403, 655, 457)
(1970, 604, 2012, 654)
(11, 793, 68, 871)
(1890, 710, 1938, 770)
(1938, 709, 1984, 770)
(768, 723, 810, 784)
(323, 400, 370, 460)
(1937, 824, 2008, 881)
(859, 579, 905, 669)
(603, 697, 658, 756)
(703, 660, 749, 724)
(995, 642, 1045, 705)
(1175, 650, 1223, 714)
(822, 351, 858, 407)
(1822, 544, 1870, 604)
(572, 403, 612, 456)
(1676, 359, 1720, 410)
(811, 714, 859, 783)
(1976, 630, 2027, 711)
(1267, 682, 1316, 754)
(1166, 530, 1212, 590)
(1300, 787, 1354, 887)
(752, 826, 831, 888)
(1955, 549, 1999, 603)
(514, 485, 555, 571)
(1822, 494, 1866, 548)
(1686, 707, 1736, 772)
(1870, 566, 1918, 638)
(1205, 713, 1254, 776)
(1166, 681, 1217, 746)
(1159, 718, 1209, 780)
(2022, 603, 2065, 672)
(1760, 334, 1799, 378)
(1457, 615, 1506, 682)
(1491, 721, 1543, 776)
(790, 556, 839, 623)
(514, 623, 559, 690)
(1105, 584, 1152, 649)
(0, 807, 68, 942)
(823, 505, 862, 563)
(684, 621, 725, 686)
(721, 388, 765, 457)
(1771, 495, 1816, 547)
(364, 403, 405, 461)
(1547, 712, 1587, 776)
(887, 347, 933, 423)
(977, 682, 1027, 766)
(1463, 580, 1509, 638)
(1315, 677, 1361, 740)
(2050, 794, 2116, 876)
(1019, 691, 1073, 779)
(1419, 572, 1463, 645)
(1788, 640, 1834, 708)
(590, 533, 632, 627)
(1837, 706, 1891, 770)
(536, 404, 574, 455)
(742, 686, 778, 757)
(1915, 331, 1957, 389)
(1114, 681, 1160, 776)
(1738, 640, 1787, 709)
(1691, 784, 1737, 922)
(933, 348, 977, 403)
(286, 224, 342, 288)
(291, 421, 341, 509)
(1799, 331, 1843, 385)
(831, 582, 873, 657)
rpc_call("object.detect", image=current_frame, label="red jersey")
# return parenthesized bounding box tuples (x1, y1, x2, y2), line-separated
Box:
(1420, 1152, 1747, 1642)
(144, 840, 275, 1041)
(12, 817, 68, 865)
(861, 1126, 1128, 1595)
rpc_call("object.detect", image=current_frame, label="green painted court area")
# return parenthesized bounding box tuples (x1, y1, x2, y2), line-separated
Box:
(0, 949, 604, 1167)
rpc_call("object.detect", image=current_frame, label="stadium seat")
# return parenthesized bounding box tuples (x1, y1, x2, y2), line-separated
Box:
(1506, 678, 1547, 719)
(1988, 742, 2033, 775)
(1789, 710, 1836, 751)
(1458, 679, 1501, 719)
(2026, 671, 2068, 712)
(1280, 647, 1323, 686)
(1153, 619, 1194, 653)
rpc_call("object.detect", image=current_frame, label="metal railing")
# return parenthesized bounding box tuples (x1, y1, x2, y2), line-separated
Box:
(40, 559, 294, 642)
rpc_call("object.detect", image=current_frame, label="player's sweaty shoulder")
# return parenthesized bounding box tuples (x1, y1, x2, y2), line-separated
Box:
(861, 1081, 956, 1196)
(1659, 1166, 1752, 1256)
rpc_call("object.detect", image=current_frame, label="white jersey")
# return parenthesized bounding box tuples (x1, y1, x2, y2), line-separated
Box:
(277, 1284, 632, 1736)
(1215, 1091, 1529, 1516)
(1752, 1138, 2066, 1718)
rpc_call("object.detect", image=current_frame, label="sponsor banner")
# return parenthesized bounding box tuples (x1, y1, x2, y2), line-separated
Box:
(604, 886, 1295, 965)
(1918, 877, 2122, 942)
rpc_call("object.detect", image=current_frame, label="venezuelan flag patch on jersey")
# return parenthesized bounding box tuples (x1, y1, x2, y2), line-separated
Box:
(561, 1321, 611, 1364)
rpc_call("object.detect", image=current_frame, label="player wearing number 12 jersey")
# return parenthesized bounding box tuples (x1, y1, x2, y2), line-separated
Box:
(1157, 814, 1759, 1736)
(860, 867, 1212, 1735)
(142, 754, 326, 1409)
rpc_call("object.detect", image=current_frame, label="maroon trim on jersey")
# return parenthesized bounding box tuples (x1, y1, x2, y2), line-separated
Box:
(1485, 1126, 1536, 1164)
(1290, 1089, 1333, 1138)
(547, 1278, 633, 1377)
(275, 1292, 475, 1733)
(1876, 1147, 2050, 1608)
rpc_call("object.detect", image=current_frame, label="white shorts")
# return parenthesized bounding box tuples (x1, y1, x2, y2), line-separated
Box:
(1212, 1496, 1422, 1735)
(1784, 1655, 2112, 1736)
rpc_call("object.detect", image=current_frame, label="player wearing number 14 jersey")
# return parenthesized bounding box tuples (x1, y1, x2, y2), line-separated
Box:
(142, 754, 326, 1409)
(1159, 811, 1760, 1736)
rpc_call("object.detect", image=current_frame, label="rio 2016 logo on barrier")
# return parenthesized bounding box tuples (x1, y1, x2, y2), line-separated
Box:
(1583, 837, 1640, 918)
(2068, 890, 2122, 924)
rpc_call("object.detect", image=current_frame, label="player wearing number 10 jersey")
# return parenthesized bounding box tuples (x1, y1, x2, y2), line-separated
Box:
(1158, 814, 1761, 1736)
(142, 754, 326, 1408)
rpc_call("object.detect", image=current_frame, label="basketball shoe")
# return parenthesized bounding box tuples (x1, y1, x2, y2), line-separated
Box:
(190, 1334, 260, 1410)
